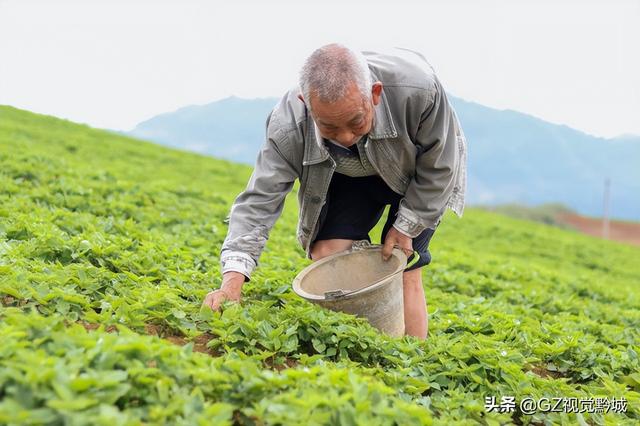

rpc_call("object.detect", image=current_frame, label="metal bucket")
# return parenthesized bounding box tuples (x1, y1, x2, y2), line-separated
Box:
(292, 241, 411, 337)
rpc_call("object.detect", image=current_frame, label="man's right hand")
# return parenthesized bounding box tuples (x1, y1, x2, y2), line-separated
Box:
(202, 271, 246, 311)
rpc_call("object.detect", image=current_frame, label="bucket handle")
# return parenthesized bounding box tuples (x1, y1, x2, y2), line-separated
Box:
(352, 241, 418, 268)
(405, 250, 420, 270)
(391, 244, 421, 271)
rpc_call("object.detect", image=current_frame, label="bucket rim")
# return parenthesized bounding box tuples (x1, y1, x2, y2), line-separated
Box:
(291, 245, 407, 301)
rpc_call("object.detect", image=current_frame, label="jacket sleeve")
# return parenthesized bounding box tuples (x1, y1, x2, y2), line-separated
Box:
(392, 76, 464, 237)
(219, 111, 298, 281)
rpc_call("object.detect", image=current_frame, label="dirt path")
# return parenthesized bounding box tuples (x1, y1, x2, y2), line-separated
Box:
(556, 213, 640, 246)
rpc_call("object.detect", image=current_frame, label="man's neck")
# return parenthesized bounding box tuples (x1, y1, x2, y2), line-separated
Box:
(325, 134, 367, 151)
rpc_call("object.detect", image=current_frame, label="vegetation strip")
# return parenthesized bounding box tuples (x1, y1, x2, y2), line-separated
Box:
(1, 105, 639, 424)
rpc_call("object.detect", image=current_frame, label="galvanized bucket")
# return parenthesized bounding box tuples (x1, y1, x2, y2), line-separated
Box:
(292, 241, 417, 337)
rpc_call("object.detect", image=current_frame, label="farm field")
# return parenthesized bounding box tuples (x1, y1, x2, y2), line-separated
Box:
(1, 105, 639, 425)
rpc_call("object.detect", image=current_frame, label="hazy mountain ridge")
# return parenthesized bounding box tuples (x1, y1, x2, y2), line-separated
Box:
(130, 96, 277, 164)
(127, 95, 640, 221)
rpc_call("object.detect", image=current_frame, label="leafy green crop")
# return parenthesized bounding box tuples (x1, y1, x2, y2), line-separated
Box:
(1, 105, 639, 425)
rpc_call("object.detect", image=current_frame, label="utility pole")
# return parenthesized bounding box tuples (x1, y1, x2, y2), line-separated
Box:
(602, 178, 611, 240)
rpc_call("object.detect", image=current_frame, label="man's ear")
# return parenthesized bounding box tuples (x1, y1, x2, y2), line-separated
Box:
(371, 82, 383, 105)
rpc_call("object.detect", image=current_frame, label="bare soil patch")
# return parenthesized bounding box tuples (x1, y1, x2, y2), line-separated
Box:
(557, 213, 640, 246)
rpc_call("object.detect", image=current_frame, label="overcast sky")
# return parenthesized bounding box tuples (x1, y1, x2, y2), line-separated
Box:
(1, 0, 638, 138)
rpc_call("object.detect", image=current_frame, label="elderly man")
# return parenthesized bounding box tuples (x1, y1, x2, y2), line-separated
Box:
(203, 43, 467, 339)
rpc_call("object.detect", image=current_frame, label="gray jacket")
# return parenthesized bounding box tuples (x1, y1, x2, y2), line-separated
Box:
(220, 47, 467, 280)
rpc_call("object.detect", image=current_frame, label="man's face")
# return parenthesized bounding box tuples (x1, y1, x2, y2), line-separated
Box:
(306, 81, 382, 148)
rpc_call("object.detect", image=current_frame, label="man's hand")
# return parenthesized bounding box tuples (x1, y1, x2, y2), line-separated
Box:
(202, 271, 246, 311)
(382, 226, 413, 261)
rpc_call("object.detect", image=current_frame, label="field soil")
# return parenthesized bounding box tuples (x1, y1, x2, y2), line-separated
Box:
(557, 213, 640, 246)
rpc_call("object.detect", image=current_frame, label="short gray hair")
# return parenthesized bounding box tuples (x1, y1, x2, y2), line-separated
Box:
(298, 43, 372, 112)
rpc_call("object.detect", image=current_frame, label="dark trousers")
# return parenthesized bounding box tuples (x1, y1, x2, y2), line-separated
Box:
(313, 172, 436, 271)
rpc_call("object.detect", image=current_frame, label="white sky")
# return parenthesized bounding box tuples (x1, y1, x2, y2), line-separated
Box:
(0, 0, 638, 138)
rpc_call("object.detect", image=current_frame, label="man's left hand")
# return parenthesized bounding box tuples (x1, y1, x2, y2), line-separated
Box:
(382, 226, 413, 261)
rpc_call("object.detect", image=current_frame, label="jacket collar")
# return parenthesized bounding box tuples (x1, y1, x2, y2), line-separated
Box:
(302, 120, 329, 166)
(367, 68, 398, 140)
(303, 73, 397, 166)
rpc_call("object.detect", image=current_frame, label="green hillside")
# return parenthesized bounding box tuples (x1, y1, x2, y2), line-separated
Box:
(1, 105, 639, 425)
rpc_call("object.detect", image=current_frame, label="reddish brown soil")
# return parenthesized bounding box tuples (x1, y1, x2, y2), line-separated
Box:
(263, 356, 299, 371)
(79, 321, 297, 371)
(77, 321, 219, 356)
(557, 213, 640, 246)
(527, 363, 566, 379)
(144, 323, 220, 356)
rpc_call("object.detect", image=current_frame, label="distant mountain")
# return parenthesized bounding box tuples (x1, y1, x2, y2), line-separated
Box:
(129, 96, 278, 164)
(451, 97, 640, 221)
(613, 133, 640, 142)
(127, 96, 640, 221)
